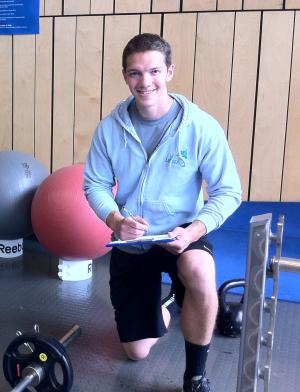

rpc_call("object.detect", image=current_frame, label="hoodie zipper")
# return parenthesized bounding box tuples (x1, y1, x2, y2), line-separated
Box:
(138, 125, 173, 218)
(116, 95, 186, 219)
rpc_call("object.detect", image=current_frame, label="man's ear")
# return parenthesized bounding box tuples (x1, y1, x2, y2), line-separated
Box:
(166, 64, 175, 82)
(122, 68, 128, 84)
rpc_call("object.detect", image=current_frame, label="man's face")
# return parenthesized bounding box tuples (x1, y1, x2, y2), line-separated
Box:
(122, 50, 174, 113)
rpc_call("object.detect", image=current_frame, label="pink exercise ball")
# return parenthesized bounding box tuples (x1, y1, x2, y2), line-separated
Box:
(31, 164, 112, 260)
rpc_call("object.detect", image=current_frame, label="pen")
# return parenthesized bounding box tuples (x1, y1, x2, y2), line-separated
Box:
(123, 207, 136, 220)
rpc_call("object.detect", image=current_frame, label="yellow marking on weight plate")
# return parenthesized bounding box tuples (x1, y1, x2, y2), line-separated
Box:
(39, 352, 48, 362)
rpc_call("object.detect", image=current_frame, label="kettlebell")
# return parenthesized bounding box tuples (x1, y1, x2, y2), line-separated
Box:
(216, 278, 245, 337)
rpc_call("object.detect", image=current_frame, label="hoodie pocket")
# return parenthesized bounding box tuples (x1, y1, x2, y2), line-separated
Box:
(142, 200, 175, 226)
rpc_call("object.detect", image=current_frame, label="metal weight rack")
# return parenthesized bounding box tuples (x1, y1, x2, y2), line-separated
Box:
(236, 213, 300, 392)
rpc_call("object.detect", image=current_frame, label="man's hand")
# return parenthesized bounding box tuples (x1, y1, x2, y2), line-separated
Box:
(106, 211, 149, 240)
(161, 220, 207, 255)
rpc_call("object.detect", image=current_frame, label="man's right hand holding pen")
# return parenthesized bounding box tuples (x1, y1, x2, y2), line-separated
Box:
(106, 209, 149, 240)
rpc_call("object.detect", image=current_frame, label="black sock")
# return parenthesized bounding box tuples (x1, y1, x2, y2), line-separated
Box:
(184, 340, 210, 381)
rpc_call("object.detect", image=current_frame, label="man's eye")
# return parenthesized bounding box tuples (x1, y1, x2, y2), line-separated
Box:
(151, 69, 160, 75)
(128, 72, 140, 78)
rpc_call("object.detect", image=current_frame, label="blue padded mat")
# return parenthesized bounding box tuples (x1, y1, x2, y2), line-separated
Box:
(162, 202, 300, 302)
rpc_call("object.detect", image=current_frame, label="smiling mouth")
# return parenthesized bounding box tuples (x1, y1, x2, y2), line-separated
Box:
(137, 89, 156, 95)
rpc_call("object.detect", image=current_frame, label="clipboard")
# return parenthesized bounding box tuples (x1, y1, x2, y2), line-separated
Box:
(106, 234, 177, 247)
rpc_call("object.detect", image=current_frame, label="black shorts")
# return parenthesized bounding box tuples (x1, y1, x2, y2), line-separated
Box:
(109, 235, 213, 343)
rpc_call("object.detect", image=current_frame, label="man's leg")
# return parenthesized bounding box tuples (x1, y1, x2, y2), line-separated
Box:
(178, 249, 218, 343)
(110, 247, 171, 361)
(177, 249, 218, 391)
(122, 306, 171, 360)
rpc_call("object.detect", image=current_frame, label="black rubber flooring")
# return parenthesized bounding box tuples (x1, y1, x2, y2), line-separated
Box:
(0, 245, 299, 392)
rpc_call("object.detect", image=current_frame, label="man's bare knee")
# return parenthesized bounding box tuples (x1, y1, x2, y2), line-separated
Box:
(123, 342, 151, 361)
(177, 250, 216, 289)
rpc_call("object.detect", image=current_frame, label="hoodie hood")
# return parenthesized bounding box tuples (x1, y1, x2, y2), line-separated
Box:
(111, 93, 191, 154)
(112, 94, 190, 132)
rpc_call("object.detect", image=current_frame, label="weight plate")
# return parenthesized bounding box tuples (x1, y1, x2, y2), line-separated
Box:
(3, 334, 73, 391)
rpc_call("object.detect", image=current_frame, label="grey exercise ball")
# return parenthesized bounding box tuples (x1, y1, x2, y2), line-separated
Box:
(0, 150, 49, 240)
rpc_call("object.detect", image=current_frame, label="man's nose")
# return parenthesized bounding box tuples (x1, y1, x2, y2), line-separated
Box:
(140, 72, 151, 86)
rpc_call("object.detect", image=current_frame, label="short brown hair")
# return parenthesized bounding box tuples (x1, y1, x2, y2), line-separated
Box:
(122, 33, 172, 70)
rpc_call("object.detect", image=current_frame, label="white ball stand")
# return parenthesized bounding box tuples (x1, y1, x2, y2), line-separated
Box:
(0, 238, 23, 259)
(58, 258, 93, 281)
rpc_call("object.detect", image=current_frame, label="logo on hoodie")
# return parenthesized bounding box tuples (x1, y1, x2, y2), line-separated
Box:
(165, 149, 187, 167)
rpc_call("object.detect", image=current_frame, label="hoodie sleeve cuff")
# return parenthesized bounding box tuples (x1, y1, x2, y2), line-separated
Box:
(195, 213, 217, 235)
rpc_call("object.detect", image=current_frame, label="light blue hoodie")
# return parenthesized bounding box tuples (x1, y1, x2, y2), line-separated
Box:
(83, 94, 241, 238)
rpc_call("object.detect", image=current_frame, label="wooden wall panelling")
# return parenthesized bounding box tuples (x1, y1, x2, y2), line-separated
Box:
(64, 0, 90, 15)
(282, 12, 300, 200)
(35, 17, 53, 171)
(250, 11, 294, 201)
(286, 0, 300, 9)
(13, 35, 36, 155)
(141, 14, 161, 34)
(74, 16, 103, 164)
(182, 0, 216, 12)
(52, 17, 76, 171)
(243, 0, 283, 10)
(152, 0, 180, 12)
(163, 13, 197, 100)
(44, 0, 62, 16)
(40, 0, 45, 16)
(115, 0, 151, 14)
(101, 15, 140, 117)
(91, 0, 114, 14)
(193, 12, 235, 131)
(218, 0, 242, 10)
(0, 36, 12, 150)
(227, 12, 260, 200)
